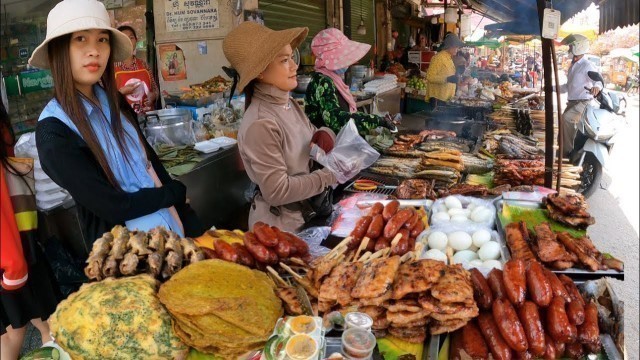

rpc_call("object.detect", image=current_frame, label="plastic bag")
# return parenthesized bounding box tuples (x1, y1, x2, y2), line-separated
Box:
(296, 226, 331, 258)
(310, 119, 380, 184)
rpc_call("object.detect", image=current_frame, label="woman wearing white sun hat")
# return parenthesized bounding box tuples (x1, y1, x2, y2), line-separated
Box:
(30, 0, 203, 248)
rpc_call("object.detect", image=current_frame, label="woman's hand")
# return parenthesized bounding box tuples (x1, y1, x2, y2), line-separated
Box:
(118, 82, 140, 95)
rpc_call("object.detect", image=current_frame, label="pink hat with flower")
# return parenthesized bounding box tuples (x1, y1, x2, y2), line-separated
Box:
(311, 28, 371, 70)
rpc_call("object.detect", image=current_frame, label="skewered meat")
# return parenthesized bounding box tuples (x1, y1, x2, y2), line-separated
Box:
(351, 256, 401, 299)
(533, 223, 577, 263)
(419, 129, 457, 140)
(276, 287, 303, 315)
(386, 299, 423, 313)
(388, 326, 427, 343)
(358, 291, 392, 307)
(505, 222, 538, 263)
(430, 265, 474, 304)
(430, 318, 468, 335)
(102, 255, 118, 278)
(127, 232, 151, 256)
(319, 262, 363, 306)
(439, 184, 488, 197)
(543, 193, 595, 228)
(119, 252, 139, 275)
(391, 259, 445, 299)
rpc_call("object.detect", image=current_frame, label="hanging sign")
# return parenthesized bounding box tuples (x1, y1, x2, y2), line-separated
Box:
(541, 8, 561, 39)
(164, 0, 220, 32)
(18, 70, 54, 94)
(18, 48, 29, 58)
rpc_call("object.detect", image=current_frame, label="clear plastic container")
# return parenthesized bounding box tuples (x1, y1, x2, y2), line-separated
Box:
(344, 312, 373, 332)
(285, 334, 319, 360)
(289, 315, 318, 335)
(341, 328, 376, 360)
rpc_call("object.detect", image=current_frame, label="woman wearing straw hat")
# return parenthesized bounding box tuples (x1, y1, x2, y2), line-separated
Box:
(223, 22, 343, 232)
(30, 0, 203, 245)
(304, 28, 397, 136)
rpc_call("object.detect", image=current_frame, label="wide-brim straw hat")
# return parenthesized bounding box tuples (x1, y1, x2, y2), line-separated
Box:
(223, 22, 308, 93)
(28, 0, 132, 69)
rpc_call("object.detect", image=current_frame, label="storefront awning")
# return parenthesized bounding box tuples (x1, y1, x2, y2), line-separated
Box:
(599, 0, 640, 33)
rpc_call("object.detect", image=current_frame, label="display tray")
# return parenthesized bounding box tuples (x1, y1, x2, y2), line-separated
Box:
(324, 333, 432, 360)
(344, 173, 400, 196)
(494, 198, 624, 280)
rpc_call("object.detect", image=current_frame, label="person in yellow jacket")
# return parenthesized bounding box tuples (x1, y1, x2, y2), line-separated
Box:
(425, 33, 466, 105)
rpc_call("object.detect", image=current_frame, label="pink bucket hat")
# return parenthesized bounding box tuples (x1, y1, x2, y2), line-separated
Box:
(311, 28, 371, 70)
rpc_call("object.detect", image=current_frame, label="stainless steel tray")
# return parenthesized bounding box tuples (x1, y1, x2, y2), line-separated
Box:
(494, 199, 624, 279)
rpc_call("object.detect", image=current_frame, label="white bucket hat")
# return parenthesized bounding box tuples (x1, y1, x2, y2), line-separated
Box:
(28, 0, 131, 69)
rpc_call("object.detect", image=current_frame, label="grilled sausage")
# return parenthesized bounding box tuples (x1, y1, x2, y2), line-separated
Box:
(488, 269, 507, 300)
(450, 329, 464, 360)
(383, 209, 414, 239)
(366, 214, 385, 239)
(369, 202, 384, 216)
(470, 268, 494, 310)
(517, 301, 546, 356)
(547, 296, 577, 344)
(558, 274, 585, 306)
(391, 229, 410, 256)
(285, 232, 309, 256)
(374, 236, 391, 251)
(274, 235, 291, 258)
(462, 321, 489, 359)
(477, 312, 513, 360)
(578, 301, 600, 345)
(404, 211, 421, 229)
(513, 351, 533, 360)
(503, 259, 527, 306)
(492, 298, 529, 352)
(544, 269, 571, 302)
(350, 216, 373, 244)
(564, 341, 585, 359)
(231, 243, 255, 267)
(200, 247, 218, 259)
(407, 237, 416, 252)
(382, 200, 400, 221)
(244, 232, 275, 264)
(409, 218, 425, 238)
(253, 222, 278, 247)
(365, 235, 378, 252)
(213, 239, 239, 263)
(542, 334, 558, 360)
(526, 261, 552, 307)
(566, 299, 585, 326)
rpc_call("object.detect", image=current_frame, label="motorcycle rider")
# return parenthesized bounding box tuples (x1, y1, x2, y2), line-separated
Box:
(560, 34, 603, 157)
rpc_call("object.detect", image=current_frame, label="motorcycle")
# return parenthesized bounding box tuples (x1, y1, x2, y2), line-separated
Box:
(572, 71, 625, 197)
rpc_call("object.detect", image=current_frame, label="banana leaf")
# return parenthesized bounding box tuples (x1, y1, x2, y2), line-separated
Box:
(498, 203, 586, 238)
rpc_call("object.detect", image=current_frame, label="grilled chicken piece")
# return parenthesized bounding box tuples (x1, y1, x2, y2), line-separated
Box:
(147, 252, 163, 277)
(555, 232, 603, 271)
(395, 179, 436, 200)
(102, 255, 119, 278)
(276, 287, 304, 315)
(311, 254, 344, 290)
(388, 326, 427, 343)
(335, 262, 364, 306)
(392, 259, 445, 299)
(533, 223, 578, 263)
(505, 222, 538, 263)
(358, 291, 392, 307)
(430, 305, 478, 321)
(550, 260, 576, 270)
(545, 193, 588, 215)
(386, 310, 430, 325)
(430, 265, 474, 304)
(119, 252, 139, 275)
(418, 294, 475, 314)
(148, 227, 167, 255)
(351, 256, 401, 299)
(109, 231, 128, 260)
(430, 318, 468, 335)
(386, 299, 423, 313)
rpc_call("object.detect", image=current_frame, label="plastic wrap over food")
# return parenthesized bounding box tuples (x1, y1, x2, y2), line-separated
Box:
(429, 194, 497, 230)
(296, 226, 331, 258)
(330, 193, 388, 237)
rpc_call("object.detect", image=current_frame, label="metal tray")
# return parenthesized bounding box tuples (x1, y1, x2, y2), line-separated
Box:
(344, 173, 400, 196)
(494, 199, 624, 280)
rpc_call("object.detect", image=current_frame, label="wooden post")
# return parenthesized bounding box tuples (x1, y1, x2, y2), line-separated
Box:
(551, 42, 564, 192)
(536, 0, 554, 188)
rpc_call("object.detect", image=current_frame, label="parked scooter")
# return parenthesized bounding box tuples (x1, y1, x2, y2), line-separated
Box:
(572, 71, 625, 197)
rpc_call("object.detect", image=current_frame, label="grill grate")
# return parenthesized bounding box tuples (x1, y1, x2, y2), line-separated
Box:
(344, 174, 399, 196)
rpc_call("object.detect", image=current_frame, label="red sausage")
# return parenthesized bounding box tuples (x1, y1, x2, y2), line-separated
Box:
(470, 268, 494, 310)
(253, 222, 278, 247)
(578, 301, 600, 346)
(366, 214, 385, 239)
(391, 229, 410, 256)
(544, 269, 571, 302)
(546, 296, 577, 344)
(368, 202, 384, 216)
(382, 200, 400, 221)
(492, 298, 529, 352)
(526, 261, 552, 307)
(461, 321, 489, 359)
(542, 334, 558, 360)
(564, 341, 585, 358)
(213, 239, 239, 263)
(450, 329, 464, 360)
(517, 301, 546, 356)
(285, 232, 309, 256)
(350, 216, 373, 243)
(503, 259, 527, 306)
(409, 218, 425, 238)
(566, 299, 585, 326)
(374, 237, 391, 251)
(200, 247, 218, 259)
(404, 211, 420, 229)
(244, 232, 275, 264)
(558, 274, 585, 306)
(383, 209, 414, 239)
(488, 269, 507, 300)
(477, 312, 513, 360)
(274, 236, 291, 258)
(231, 243, 255, 267)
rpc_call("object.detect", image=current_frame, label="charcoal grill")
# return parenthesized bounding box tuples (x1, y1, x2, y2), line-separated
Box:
(344, 173, 400, 196)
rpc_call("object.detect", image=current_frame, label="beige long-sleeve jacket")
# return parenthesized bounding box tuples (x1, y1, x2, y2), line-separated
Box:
(238, 83, 336, 232)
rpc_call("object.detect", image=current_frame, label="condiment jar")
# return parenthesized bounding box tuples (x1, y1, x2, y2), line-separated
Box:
(289, 315, 318, 335)
(344, 312, 373, 332)
(341, 328, 376, 360)
(286, 334, 319, 360)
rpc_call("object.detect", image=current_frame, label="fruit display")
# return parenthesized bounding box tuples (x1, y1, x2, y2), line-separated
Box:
(406, 77, 427, 91)
(49, 275, 187, 359)
(83, 225, 205, 281)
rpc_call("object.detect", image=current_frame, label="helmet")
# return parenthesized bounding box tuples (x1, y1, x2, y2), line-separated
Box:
(561, 34, 589, 56)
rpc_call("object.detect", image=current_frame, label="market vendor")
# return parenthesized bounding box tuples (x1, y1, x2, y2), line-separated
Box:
(114, 25, 159, 114)
(425, 33, 466, 105)
(223, 22, 349, 232)
(559, 34, 602, 157)
(411, 33, 428, 51)
(304, 28, 397, 135)
(31, 0, 203, 244)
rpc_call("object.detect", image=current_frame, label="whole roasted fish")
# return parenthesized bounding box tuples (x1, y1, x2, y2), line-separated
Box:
(119, 252, 139, 275)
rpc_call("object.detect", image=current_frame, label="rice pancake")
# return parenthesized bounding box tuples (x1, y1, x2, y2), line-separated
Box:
(49, 275, 187, 360)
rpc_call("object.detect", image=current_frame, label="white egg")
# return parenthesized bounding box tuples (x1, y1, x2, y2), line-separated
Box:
(478, 241, 501, 261)
(451, 215, 469, 223)
(470, 205, 486, 217)
(472, 229, 492, 247)
(462, 208, 472, 217)
(431, 212, 450, 223)
(471, 208, 493, 223)
(469, 259, 484, 267)
(434, 204, 448, 214)
(482, 260, 503, 270)
(444, 196, 463, 210)
(469, 244, 479, 252)
(424, 249, 448, 264)
(467, 203, 477, 211)
(453, 250, 479, 264)
(448, 231, 473, 251)
(427, 232, 448, 251)
(448, 208, 467, 217)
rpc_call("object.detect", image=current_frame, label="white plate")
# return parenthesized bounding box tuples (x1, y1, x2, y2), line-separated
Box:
(194, 140, 221, 154)
(209, 136, 237, 148)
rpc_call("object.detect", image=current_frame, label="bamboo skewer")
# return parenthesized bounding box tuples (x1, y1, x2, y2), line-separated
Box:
(266, 266, 288, 287)
(353, 237, 370, 263)
(289, 257, 307, 266)
(400, 251, 415, 263)
(279, 262, 303, 280)
(358, 251, 372, 262)
(445, 247, 454, 265)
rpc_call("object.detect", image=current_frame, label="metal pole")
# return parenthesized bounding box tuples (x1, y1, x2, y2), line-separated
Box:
(536, 0, 555, 188)
(551, 42, 563, 192)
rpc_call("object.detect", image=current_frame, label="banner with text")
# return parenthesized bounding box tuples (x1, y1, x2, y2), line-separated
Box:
(165, 0, 220, 32)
